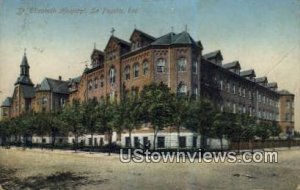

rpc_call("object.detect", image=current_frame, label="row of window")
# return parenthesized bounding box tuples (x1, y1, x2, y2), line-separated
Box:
(124, 61, 149, 80)
(221, 102, 278, 120)
(125, 136, 198, 148)
(156, 58, 198, 73)
(216, 80, 278, 107)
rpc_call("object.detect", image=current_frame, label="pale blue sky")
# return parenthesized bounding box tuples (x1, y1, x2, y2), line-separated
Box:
(0, 0, 299, 129)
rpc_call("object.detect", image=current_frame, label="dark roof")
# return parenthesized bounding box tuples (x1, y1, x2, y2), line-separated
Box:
(1, 97, 12, 107)
(20, 54, 29, 67)
(255, 77, 268, 83)
(113, 36, 131, 46)
(203, 50, 223, 60)
(151, 31, 200, 47)
(15, 76, 34, 86)
(37, 78, 69, 94)
(267, 82, 278, 89)
(278, 90, 294, 95)
(104, 35, 131, 51)
(91, 49, 104, 58)
(222, 61, 241, 70)
(130, 29, 156, 41)
(20, 85, 35, 98)
(240, 69, 256, 77)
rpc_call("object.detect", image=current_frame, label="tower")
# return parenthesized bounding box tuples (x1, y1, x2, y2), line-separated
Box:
(15, 50, 34, 86)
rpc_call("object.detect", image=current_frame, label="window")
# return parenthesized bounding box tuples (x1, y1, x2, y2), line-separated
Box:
(192, 61, 198, 74)
(157, 136, 165, 148)
(125, 137, 130, 147)
(193, 136, 197, 148)
(100, 75, 104, 87)
(219, 80, 223, 90)
(134, 137, 140, 148)
(177, 81, 187, 95)
(143, 137, 149, 147)
(156, 58, 166, 73)
(179, 136, 186, 148)
(133, 63, 139, 78)
(233, 84, 236, 94)
(94, 78, 98, 88)
(143, 60, 148, 75)
(177, 57, 187, 72)
(125, 66, 130, 80)
(42, 97, 47, 105)
(227, 83, 231, 93)
(233, 103, 236, 114)
(192, 86, 198, 96)
(88, 80, 93, 90)
(109, 67, 116, 84)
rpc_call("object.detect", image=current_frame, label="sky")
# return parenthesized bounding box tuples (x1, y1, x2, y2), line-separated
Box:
(0, 0, 299, 130)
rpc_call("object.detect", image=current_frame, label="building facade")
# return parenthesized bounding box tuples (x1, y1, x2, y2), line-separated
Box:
(0, 28, 295, 147)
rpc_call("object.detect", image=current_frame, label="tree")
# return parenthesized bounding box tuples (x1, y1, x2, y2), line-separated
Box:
(255, 121, 271, 150)
(140, 82, 175, 150)
(172, 95, 190, 151)
(81, 99, 99, 153)
(184, 98, 215, 152)
(269, 121, 281, 150)
(212, 111, 230, 152)
(43, 112, 64, 150)
(0, 120, 9, 146)
(61, 100, 84, 152)
(240, 114, 257, 152)
(96, 99, 117, 156)
(119, 96, 142, 149)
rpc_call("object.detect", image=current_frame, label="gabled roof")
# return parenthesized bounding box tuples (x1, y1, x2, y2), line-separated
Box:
(222, 61, 241, 70)
(267, 82, 278, 89)
(240, 69, 256, 77)
(20, 85, 35, 98)
(129, 29, 156, 41)
(255, 77, 268, 83)
(105, 35, 131, 50)
(68, 76, 82, 86)
(91, 49, 104, 58)
(37, 78, 69, 94)
(1, 97, 12, 107)
(151, 31, 200, 47)
(203, 50, 223, 61)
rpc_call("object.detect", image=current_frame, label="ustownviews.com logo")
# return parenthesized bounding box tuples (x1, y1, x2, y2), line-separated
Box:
(119, 149, 278, 163)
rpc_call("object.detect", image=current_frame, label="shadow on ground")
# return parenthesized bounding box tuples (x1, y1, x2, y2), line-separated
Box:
(0, 166, 109, 190)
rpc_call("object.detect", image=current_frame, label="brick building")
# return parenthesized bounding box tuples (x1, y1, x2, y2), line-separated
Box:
(0, 28, 295, 147)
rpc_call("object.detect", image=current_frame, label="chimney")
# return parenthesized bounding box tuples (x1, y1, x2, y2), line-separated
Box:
(59, 76, 62, 81)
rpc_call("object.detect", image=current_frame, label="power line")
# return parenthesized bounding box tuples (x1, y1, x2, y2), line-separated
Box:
(264, 44, 297, 76)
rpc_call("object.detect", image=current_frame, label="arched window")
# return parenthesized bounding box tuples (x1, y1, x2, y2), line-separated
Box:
(177, 57, 187, 72)
(124, 66, 130, 80)
(156, 58, 166, 73)
(177, 81, 187, 95)
(109, 67, 116, 84)
(143, 60, 148, 75)
(133, 63, 139, 78)
(88, 80, 93, 90)
(100, 75, 104, 87)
